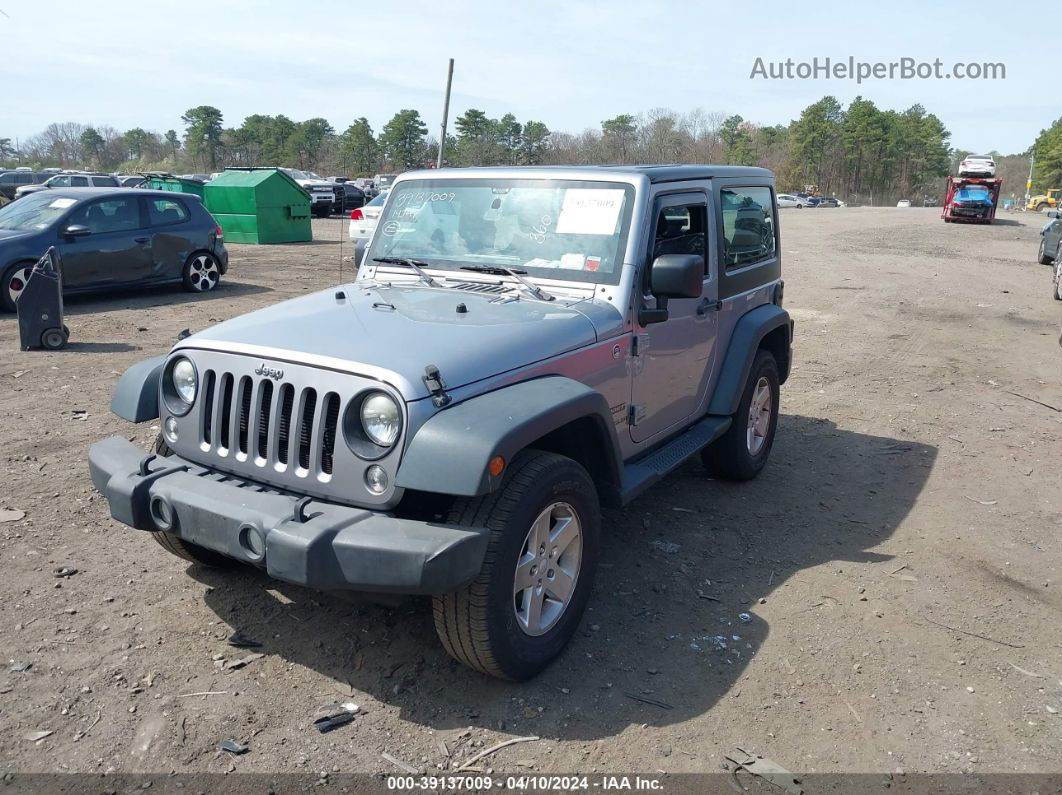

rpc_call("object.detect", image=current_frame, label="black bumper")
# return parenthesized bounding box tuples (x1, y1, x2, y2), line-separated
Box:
(88, 436, 489, 594)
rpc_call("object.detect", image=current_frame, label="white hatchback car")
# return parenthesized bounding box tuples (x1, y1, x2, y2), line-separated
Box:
(776, 193, 806, 208)
(896, 199, 912, 208)
(958, 155, 996, 178)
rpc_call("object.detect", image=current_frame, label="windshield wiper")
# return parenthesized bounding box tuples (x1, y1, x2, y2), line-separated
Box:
(460, 265, 554, 302)
(372, 257, 440, 288)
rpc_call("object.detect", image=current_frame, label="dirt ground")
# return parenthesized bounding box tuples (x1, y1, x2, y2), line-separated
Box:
(1, 207, 1059, 782)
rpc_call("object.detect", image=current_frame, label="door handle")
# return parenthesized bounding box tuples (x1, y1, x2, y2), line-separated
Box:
(134, 236, 150, 243)
(696, 298, 721, 316)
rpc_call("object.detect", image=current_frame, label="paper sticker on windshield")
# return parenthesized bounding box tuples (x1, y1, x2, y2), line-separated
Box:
(49, 198, 76, 209)
(555, 189, 624, 235)
(584, 256, 601, 272)
(560, 253, 584, 270)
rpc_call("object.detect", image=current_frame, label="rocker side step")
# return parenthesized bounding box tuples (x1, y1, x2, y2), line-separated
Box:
(619, 414, 731, 505)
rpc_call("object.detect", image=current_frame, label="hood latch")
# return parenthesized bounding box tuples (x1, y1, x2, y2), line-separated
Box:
(422, 365, 452, 408)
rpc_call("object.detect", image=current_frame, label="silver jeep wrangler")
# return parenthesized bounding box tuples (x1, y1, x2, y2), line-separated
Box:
(89, 166, 793, 680)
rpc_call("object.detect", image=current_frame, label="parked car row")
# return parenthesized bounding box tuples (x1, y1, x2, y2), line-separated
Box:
(0, 168, 52, 200)
(776, 193, 846, 208)
(2, 166, 379, 218)
(15, 172, 120, 199)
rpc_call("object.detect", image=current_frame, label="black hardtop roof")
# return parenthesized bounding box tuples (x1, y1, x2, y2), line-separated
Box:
(420, 164, 774, 183)
(590, 164, 774, 182)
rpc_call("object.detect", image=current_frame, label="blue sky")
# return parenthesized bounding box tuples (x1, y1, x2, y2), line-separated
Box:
(2, 0, 1051, 154)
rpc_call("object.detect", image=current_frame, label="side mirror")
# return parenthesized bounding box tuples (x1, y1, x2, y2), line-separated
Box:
(650, 254, 703, 298)
(640, 254, 704, 325)
(1048, 210, 1060, 219)
(63, 224, 91, 237)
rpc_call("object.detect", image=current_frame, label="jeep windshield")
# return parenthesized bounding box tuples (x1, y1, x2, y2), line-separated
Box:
(368, 179, 636, 285)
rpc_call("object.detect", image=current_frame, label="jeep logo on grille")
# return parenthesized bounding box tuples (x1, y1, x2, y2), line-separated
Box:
(254, 364, 284, 381)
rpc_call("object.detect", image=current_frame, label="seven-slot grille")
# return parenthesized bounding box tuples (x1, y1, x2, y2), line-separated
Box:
(199, 369, 342, 480)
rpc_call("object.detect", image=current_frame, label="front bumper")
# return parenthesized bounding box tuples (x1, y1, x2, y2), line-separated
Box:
(88, 436, 489, 594)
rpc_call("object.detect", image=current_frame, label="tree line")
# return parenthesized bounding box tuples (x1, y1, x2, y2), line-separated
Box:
(3, 99, 1059, 202)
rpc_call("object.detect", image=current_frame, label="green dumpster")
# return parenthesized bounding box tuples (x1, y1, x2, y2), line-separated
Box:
(203, 168, 311, 244)
(144, 173, 205, 198)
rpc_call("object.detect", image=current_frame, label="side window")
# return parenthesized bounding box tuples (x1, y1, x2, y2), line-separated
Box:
(70, 176, 89, 187)
(50, 176, 70, 187)
(720, 187, 776, 269)
(92, 176, 118, 187)
(15, 173, 33, 185)
(0, 173, 15, 185)
(147, 198, 189, 226)
(651, 201, 708, 272)
(68, 197, 142, 234)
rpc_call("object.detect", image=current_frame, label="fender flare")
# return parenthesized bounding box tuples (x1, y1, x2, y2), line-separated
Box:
(395, 376, 623, 497)
(110, 355, 166, 422)
(708, 304, 793, 416)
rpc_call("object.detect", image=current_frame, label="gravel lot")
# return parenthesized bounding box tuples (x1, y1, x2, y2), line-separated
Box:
(1, 207, 1059, 780)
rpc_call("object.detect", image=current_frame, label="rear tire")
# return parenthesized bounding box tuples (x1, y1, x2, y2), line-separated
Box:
(182, 252, 221, 293)
(432, 450, 600, 680)
(149, 436, 235, 568)
(701, 349, 780, 481)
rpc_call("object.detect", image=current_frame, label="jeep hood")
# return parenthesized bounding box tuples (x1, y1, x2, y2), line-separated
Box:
(178, 284, 603, 399)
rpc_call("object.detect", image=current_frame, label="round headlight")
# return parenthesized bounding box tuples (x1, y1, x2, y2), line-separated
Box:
(171, 358, 197, 404)
(360, 393, 401, 447)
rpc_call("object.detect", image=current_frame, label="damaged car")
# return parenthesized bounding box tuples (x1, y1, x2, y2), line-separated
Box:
(0, 188, 227, 312)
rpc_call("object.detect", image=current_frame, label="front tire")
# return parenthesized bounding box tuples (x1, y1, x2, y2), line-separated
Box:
(149, 436, 235, 568)
(2, 262, 34, 313)
(432, 450, 600, 680)
(182, 252, 221, 293)
(1038, 237, 1054, 265)
(701, 349, 780, 480)
(1054, 244, 1062, 301)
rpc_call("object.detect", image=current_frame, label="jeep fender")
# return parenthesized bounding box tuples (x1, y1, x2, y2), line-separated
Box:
(395, 376, 623, 498)
(110, 356, 166, 422)
(708, 304, 793, 416)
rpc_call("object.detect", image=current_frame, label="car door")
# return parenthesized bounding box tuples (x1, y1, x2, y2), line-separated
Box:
(58, 195, 152, 288)
(1047, 216, 1062, 254)
(630, 188, 719, 444)
(141, 196, 193, 281)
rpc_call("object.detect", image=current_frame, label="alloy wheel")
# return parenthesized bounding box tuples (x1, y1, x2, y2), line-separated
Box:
(513, 501, 582, 636)
(746, 376, 773, 456)
(7, 266, 31, 306)
(187, 255, 220, 292)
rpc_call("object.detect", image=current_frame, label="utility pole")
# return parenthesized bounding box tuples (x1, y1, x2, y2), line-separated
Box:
(1025, 152, 1034, 206)
(436, 58, 454, 169)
